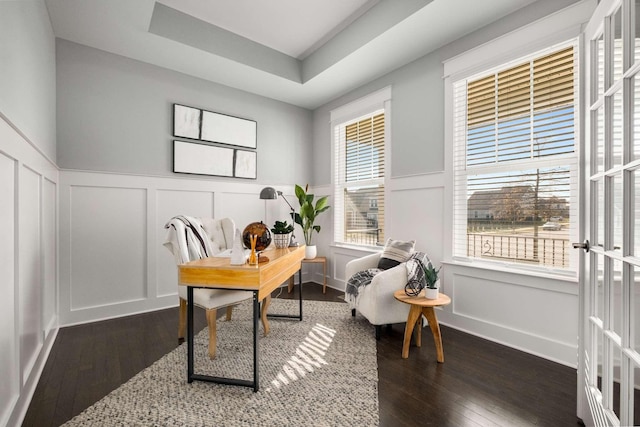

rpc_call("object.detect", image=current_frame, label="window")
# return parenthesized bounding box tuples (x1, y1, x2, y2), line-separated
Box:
(452, 43, 578, 271)
(332, 88, 390, 247)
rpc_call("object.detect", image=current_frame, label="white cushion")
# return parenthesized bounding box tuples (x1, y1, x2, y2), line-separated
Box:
(345, 252, 412, 326)
(200, 217, 234, 255)
(167, 217, 251, 310)
(178, 286, 251, 309)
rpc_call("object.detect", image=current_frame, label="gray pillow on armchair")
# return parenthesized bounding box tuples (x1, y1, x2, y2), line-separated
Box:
(377, 238, 415, 270)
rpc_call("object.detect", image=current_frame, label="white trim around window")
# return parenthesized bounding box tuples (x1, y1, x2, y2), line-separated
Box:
(442, 0, 593, 279)
(331, 86, 392, 248)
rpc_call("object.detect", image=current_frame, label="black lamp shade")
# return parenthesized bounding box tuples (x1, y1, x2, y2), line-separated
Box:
(259, 186, 278, 200)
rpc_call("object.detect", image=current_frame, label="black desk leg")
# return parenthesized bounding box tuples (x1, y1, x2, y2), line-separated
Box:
(266, 270, 303, 322)
(187, 286, 194, 383)
(299, 269, 303, 321)
(184, 286, 257, 391)
(253, 291, 259, 392)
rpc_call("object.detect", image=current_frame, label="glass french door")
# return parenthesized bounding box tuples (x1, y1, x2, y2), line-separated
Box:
(578, 0, 640, 426)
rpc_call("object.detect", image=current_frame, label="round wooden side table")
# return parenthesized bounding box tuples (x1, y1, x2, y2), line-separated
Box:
(393, 289, 451, 362)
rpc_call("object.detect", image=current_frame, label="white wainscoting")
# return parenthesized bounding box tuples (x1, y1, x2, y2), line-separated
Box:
(69, 186, 148, 310)
(439, 264, 578, 366)
(317, 172, 579, 367)
(0, 118, 58, 427)
(58, 171, 302, 326)
(56, 170, 579, 368)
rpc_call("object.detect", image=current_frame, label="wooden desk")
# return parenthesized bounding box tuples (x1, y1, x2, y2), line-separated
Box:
(288, 256, 328, 294)
(393, 289, 451, 363)
(179, 245, 305, 391)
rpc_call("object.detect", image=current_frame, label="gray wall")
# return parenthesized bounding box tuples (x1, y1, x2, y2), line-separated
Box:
(56, 39, 313, 186)
(311, 0, 581, 185)
(312, 53, 444, 183)
(0, 0, 56, 161)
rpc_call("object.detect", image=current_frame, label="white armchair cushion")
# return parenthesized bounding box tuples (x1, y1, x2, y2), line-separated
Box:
(345, 252, 411, 326)
(345, 252, 380, 279)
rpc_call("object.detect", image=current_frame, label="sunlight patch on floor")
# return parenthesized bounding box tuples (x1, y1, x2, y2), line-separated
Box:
(266, 323, 336, 392)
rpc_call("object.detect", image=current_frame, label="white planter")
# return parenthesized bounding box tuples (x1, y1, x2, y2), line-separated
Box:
(424, 287, 439, 299)
(305, 245, 317, 259)
(424, 280, 439, 299)
(273, 233, 291, 248)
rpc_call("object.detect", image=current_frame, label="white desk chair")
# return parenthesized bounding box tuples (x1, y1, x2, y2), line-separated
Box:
(164, 216, 269, 359)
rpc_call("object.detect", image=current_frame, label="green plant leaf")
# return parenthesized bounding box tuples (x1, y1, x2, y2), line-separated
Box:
(313, 225, 321, 233)
(315, 196, 329, 211)
(294, 184, 305, 203)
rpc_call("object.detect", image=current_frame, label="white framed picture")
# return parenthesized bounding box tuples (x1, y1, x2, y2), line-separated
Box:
(173, 104, 201, 139)
(201, 110, 257, 149)
(173, 140, 234, 177)
(234, 149, 257, 179)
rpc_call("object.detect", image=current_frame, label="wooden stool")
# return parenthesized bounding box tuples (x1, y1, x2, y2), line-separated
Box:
(393, 289, 451, 362)
(288, 256, 328, 293)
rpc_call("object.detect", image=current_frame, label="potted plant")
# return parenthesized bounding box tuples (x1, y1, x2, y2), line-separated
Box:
(271, 220, 294, 248)
(293, 184, 330, 259)
(423, 260, 441, 299)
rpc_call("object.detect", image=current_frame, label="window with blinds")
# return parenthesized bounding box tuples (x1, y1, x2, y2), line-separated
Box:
(334, 111, 385, 246)
(453, 44, 578, 271)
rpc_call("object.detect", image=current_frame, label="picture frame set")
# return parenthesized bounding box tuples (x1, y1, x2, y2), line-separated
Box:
(172, 104, 257, 179)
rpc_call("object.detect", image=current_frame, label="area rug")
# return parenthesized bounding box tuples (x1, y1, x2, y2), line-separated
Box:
(63, 299, 379, 426)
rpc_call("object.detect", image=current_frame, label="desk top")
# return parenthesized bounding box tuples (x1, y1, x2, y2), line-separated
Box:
(393, 289, 451, 307)
(178, 245, 305, 300)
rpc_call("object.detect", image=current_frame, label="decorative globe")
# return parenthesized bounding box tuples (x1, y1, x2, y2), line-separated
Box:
(242, 221, 272, 251)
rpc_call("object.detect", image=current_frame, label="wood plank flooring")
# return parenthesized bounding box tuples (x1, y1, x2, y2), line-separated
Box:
(24, 283, 581, 426)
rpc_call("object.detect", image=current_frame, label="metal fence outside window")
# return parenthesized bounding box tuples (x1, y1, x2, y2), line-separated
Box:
(345, 228, 381, 246)
(467, 233, 570, 268)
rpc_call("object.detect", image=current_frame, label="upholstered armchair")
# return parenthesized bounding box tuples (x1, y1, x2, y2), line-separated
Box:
(345, 251, 412, 340)
(164, 216, 268, 359)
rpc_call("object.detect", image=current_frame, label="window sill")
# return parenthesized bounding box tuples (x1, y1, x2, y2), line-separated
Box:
(443, 257, 578, 284)
(330, 242, 381, 254)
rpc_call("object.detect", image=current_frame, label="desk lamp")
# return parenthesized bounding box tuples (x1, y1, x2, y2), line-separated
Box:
(259, 186, 299, 247)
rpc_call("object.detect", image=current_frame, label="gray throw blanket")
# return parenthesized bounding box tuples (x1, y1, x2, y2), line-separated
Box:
(345, 252, 431, 306)
(345, 268, 382, 300)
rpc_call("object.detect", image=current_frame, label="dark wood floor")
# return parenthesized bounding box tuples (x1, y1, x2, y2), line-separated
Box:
(24, 283, 580, 426)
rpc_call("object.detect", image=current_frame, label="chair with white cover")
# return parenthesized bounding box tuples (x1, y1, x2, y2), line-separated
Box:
(164, 216, 268, 359)
(344, 239, 416, 340)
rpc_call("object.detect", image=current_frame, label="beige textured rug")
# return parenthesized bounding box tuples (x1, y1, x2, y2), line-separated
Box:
(63, 299, 379, 426)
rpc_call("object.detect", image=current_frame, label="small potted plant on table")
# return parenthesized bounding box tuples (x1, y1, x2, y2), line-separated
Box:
(423, 260, 441, 299)
(271, 220, 294, 248)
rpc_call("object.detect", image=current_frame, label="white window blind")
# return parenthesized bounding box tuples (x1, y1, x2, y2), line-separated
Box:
(453, 43, 578, 272)
(334, 111, 385, 246)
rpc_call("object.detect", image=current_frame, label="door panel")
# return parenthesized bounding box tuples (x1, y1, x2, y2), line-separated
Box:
(580, 0, 640, 426)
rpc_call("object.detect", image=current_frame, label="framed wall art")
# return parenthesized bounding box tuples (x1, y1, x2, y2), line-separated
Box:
(201, 110, 257, 149)
(173, 140, 234, 177)
(173, 104, 257, 149)
(173, 104, 201, 139)
(172, 103, 258, 179)
(234, 149, 257, 179)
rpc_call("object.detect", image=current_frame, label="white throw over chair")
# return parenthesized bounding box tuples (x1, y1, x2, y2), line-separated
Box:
(164, 216, 267, 359)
